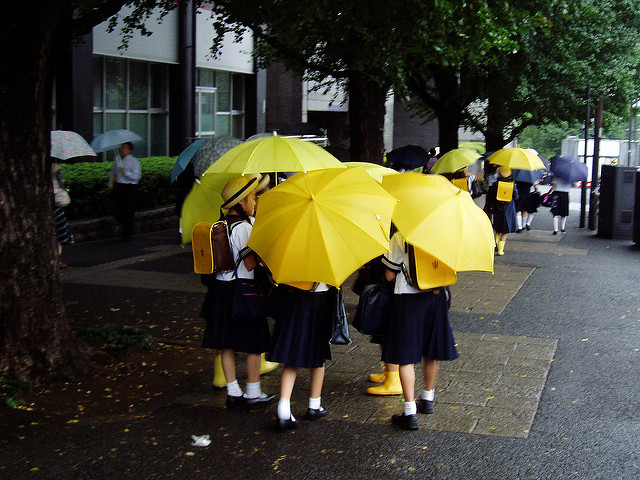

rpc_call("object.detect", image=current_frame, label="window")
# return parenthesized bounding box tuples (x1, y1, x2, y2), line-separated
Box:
(93, 57, 169, 156)
(195, 68, 246, 139)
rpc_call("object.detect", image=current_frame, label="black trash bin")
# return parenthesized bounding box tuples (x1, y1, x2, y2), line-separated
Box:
(598, 165, 637, 239)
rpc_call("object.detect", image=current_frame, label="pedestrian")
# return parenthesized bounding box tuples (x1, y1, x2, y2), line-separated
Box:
(547, 176, 573, 234)
(201, 174, 274, 409)
(514, 179, 533, 232)
(484, 166, 519, 256)
(109, 142, 141, 241)
(442, 166, 483, 198)
(381, 230, 458, 430)
(522, 182, 543, 230)
(52, 161, 73, 267)
(268, 279, 335, 431)
(425, 148, 438, 173)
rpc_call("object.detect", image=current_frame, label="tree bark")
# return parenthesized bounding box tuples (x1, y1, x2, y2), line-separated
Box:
(0, 1, 87, 383)
(347, 73, 388, 164)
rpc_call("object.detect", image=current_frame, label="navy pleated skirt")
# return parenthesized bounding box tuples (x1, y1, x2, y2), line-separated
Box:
(268, 286, 332, 368)
(201, 280, 271, 354)
(382, 290, 458, 365)
(551, 191, 569, 217)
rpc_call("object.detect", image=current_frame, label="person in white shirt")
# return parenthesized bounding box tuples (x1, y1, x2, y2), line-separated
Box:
(109, 142, 141, 241)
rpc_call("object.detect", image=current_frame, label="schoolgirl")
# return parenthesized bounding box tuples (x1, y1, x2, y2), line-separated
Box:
(268, 281, 334, 431)
(484, 166, 519, 255)
(201, 174, 273, 409)
(381, 231, 458, 430)
(548, 176, 573, 234)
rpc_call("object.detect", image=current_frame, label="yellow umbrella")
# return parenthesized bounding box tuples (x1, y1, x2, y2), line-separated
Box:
(180, 173, 236, 244)
(382, 172, 494, 274)
(488, 147, 546, 171)
(344, 161, 399, 183)
(430, 148, 482, 174)
(248, 167, 398, 288)
(205, 135, 345, 174)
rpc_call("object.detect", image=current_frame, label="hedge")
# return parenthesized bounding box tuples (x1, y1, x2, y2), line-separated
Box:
(60, 157, 177, 221)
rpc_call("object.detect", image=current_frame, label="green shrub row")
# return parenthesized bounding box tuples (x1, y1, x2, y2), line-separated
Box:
(59, 157, 178, 221)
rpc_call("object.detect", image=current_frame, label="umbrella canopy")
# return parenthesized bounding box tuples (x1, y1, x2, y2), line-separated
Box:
(381, 172, 494, 274)
(550, 155, 588, 183)
(430, 148, 482, 174)
(488, 148, 547, 171)
(50, 130, 96, 161)
(206, 135, 344, 174)
(90, 129, 143, 153)
(170, 139, 206, 183)
(248, 167, 398, 288)
(180, 172, 237, 244)
(193, 136, 244, 177)
(385, 145, 428, 171)
(344, 161, 399, 183)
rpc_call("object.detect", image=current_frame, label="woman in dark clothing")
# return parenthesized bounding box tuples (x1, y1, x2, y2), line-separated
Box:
(484, 166, 519, 256)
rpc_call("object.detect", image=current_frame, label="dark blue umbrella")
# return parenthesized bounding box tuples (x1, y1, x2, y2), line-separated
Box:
(170, 139, 206, 184)
(386, 145, 428, 170)
(550, 155, 588, 183)
(513, 155, 548, 183)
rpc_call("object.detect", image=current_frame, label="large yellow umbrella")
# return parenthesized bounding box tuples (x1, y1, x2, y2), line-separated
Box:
(382, 172, 494, 274)
(344, 161, 399, 183)
(430, 148, 482, 174)
(180, 173, 236, 244)
(248, 167, 398, 288)
(488, 147, 546, 171)
(205, 134, 345, 174)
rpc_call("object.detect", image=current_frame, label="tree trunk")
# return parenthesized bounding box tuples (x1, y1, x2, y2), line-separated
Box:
(485, 96, 509, 152)
(347, 73, 388, 164)
(0, 2, 87, 383)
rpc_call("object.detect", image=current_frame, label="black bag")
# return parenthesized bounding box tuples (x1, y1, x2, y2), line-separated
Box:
(231, 279, 266, 323)
(470, 179, 483, 198)
(353, 280, 394, 336)
(329, 288, 351, 345)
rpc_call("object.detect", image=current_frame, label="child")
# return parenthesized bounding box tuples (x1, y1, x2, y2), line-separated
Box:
(484, 166, 519, 255)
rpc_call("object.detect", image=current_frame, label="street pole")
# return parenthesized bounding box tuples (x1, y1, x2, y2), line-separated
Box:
(588, 95, 603, 230)
(580, 86, 591, 228)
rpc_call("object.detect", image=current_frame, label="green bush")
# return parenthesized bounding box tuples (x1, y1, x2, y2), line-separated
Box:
(0, 376, 32, 408)
(76, 325, 155, 352)
(60, 157, 177, 221)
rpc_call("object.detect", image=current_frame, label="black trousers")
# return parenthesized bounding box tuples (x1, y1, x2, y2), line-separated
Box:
(112, 183, 137, 239)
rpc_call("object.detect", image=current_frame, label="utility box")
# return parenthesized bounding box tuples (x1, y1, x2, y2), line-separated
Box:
(634, 171, 640, 244)
(598, 165, 637, 239)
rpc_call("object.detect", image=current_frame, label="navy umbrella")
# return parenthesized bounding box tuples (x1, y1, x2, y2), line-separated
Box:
(514, 155, 548, 183)
(550, 155, 588, 183)
(386, 145, 428, 171)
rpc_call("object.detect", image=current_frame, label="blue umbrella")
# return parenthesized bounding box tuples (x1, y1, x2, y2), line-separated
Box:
(170, 139, 206, 183)
(513, 155, 548, 183)
(550, 155, 588, 183)
(386, 145, 428, 171)
(90, 129, 144, 153)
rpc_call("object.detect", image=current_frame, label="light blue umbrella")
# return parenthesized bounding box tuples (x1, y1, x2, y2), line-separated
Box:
(90, 129, 143, 153)
(170, 139, 206, 184)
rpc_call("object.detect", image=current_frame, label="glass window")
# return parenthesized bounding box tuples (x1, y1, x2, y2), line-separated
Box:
(150, 114, 168, 155)
(129, 113, 148, 155)
(129, 61, 147, 110)
(232, 74, 244, 111)
(198, 69, 215, 88)
(93, 113, 103, 135)
(217, 72, 231, 111)
(216, 114, 230, 136)
(105, 58, 126, 109)
(198, 89, 216, 134)
(150, 64, 166, 109)
(105, 112, 126, 131)
(93, 57, 103, 108)
(232, 115, 244, 138)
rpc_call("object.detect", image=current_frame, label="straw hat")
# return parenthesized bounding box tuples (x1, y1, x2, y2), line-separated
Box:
(498, 166, 512, 178)
(221, 175, 261, 209)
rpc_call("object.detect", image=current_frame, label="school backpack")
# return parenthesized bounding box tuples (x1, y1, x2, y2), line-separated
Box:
(496, 181, 514, 202)
(401, 243, 457, 290)
(192, 220, 240, 274)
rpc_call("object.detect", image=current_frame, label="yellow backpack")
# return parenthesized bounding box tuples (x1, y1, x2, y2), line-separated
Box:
(452, 177, 469, 192)
(402, 243, 457, 289)
(496, 181, 514, 202)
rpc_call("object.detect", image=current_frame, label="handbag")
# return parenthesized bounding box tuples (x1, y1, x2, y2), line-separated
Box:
(329, 288, 351, 345)
(352, 280, 394, 336)
(231, 278, 266, 324)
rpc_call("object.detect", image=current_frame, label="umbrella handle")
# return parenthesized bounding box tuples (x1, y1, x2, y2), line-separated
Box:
(376, 215, 390, 242)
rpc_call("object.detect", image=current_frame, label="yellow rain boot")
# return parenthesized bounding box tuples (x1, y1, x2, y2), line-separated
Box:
(212, 352, 226, 389)
(495, 232, 500, 248)
(367, 370, 402, 395)
(260, 352, 279, 375)
(368, 362, 387, 383)
(497, 240, 506, 256)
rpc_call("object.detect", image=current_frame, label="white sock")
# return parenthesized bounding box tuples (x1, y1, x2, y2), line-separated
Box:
(227, 380, 243, 397)
(561, 217, 568, 230)
(526, 213, 534, 226)
(244, 381, 262, 399)
(178, 227, 182, 234)
(420, 389, 435, 401)
(278, 398, 294, 420)
(404, 400, 417, 416)
(516, 215, 522, 230)
(553, 217, 559, 232)
(309, 397, 321, 410)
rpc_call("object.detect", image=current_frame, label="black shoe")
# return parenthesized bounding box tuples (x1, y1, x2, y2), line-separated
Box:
(525, 225, 531, 230)
(561, 229, 566, 233)
(226, 395, 245, 409)
(417, 398, 434, 414)
(276, 416, 298, 432)
(305, 406, 328, 421)
(243, 393, 275, 409)
(391, 413, 418, 430)
(552, 230, 558, 235)
(516, 229, 522, 233)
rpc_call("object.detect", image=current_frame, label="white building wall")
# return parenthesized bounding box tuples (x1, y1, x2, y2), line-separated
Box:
(195, 8, 253, 73)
